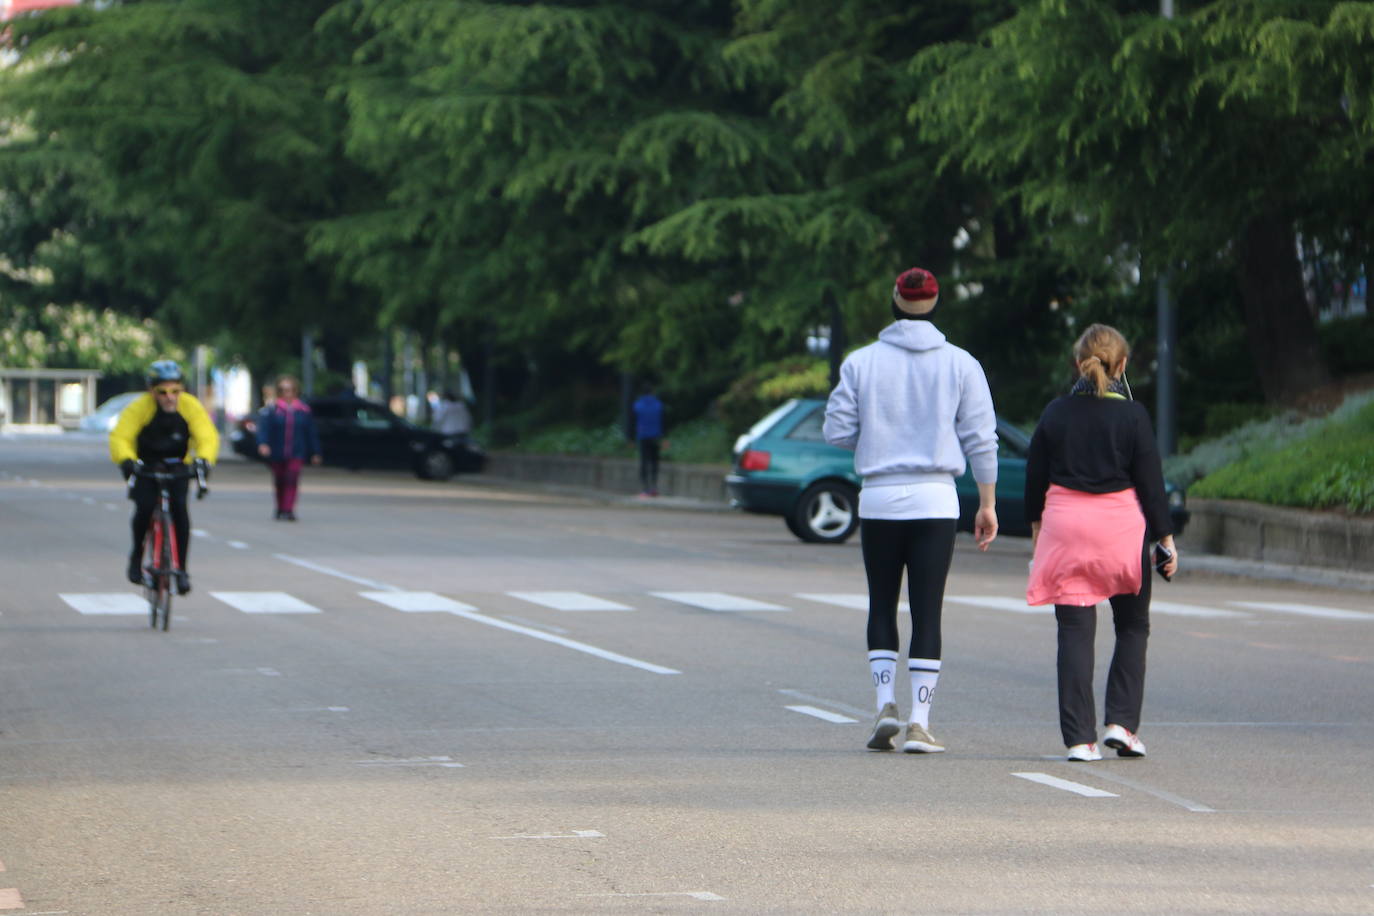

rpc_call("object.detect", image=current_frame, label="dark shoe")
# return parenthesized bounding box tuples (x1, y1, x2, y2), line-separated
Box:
(174, 571, 191, 596)
(274, 509, 285, 520)
(284, 511, 297, 521)
(127, 558, 143, 585)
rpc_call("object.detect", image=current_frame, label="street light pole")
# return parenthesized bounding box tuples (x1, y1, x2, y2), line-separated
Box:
(1156, 0, 1177, 456)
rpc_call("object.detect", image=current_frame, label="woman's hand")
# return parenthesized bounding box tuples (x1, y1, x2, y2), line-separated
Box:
(1159, 534, 1179, 578)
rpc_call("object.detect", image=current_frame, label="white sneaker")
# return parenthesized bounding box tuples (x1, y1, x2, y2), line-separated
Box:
(902, 722, 945, 754)
(866, 702, 901, 750)
(1066, 742, 1102, 762)
(1103, 724, 1147, 757)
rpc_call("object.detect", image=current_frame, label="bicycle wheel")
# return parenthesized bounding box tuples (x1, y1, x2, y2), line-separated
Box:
(157, 514, 175, 631)
(142, 527, 159, 629)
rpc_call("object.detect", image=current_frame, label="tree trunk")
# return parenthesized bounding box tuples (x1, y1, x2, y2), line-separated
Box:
(1234, 212, 1332, 404)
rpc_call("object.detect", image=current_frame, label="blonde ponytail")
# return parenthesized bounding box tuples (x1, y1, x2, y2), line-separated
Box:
(1072, 324, 1130, 398)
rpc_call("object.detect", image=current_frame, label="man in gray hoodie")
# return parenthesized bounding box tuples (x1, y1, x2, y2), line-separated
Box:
(823, 266, 999, 753)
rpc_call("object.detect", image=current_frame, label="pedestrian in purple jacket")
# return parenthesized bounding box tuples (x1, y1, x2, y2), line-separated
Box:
(256, 375, 322, 521)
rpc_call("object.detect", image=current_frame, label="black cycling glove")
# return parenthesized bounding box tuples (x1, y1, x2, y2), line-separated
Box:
(120, 459, 137, 481)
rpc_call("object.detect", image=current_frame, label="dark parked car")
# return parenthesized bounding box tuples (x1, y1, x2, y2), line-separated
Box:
(725, 398, 1188, 544)
(230, 396, 485, 481)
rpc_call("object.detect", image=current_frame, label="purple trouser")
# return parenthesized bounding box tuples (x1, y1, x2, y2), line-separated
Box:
(270, 459, 305, 513)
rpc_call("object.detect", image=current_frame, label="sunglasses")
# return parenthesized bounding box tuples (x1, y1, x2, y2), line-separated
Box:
(153, 387, 183, 396)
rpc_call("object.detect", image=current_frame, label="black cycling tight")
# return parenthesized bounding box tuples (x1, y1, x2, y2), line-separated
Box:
(861, 517, 957, 659)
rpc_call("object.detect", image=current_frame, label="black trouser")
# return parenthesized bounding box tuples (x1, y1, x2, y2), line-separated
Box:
(860, 518, 957, 659)
(1054, 540, 1152, 746)
(638, 437, 661, 492)
(130, 475, 191, 571)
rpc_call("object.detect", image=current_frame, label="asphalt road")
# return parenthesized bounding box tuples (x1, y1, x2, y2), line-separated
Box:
(2, 434, 1371, 915)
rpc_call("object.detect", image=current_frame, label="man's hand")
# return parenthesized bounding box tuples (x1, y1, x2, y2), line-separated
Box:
(120, 459, 137, 481)
(974, 506, 998, 551)
(258, 443, 271, 458)
(311, 454, 323, 466)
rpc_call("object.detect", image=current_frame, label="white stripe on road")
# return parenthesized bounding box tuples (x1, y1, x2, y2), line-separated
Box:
(946, 595, 1049, 614)
(492, 830, 604, 839)
(785, 705, 859, 724)
(1152, 600, 1250, 619)
(360, 591, 477, 613)
(210, 591, 321, 614)
(441, 606, 680, 674)
(274, 553, 399, 591)
(354, 756, 463, 768)
(1013, 772, 1118, 798)
(509, 591, 633, 612)
(651, 591, 787, 612)
(59, 593, 146, 615)
(1230, 601, 1374, 621)
(226, 541, 250, 550)
(795, 593, 908, 613)
(191, 528, 209, 539)
(1085, 768, 1216, 812)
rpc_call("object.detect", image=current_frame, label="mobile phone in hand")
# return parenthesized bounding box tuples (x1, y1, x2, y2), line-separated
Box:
(1153, 543, 1174, 582)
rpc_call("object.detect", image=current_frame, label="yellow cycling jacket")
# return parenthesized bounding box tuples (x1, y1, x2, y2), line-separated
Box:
(109, 391, 221, 466)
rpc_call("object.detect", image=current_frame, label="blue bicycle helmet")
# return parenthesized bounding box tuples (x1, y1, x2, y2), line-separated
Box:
(146, 359, 184, 386)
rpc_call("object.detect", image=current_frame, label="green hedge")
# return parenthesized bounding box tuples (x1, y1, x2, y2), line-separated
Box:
(1190, 396, 1374, 513)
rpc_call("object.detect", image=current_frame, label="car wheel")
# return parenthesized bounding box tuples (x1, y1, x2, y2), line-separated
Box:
(417, 449, 455, 481)
(789, 481, 859, 544)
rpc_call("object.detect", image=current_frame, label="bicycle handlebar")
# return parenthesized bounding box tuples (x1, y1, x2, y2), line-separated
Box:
(127, 459, 210, 499)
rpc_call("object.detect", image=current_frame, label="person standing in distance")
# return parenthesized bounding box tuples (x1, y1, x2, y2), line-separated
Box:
(110, 360, 220, 594)
(631, 382, 665, 498)
(256, 375, 322, 521)
(1025, 323, 1178, 762)
(824, 267, 999, 753)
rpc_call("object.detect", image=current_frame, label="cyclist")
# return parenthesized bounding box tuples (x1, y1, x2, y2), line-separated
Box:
(110, 360, 220, 594)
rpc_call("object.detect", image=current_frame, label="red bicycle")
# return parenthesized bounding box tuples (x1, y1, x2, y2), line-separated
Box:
(128, 460, 208, 630)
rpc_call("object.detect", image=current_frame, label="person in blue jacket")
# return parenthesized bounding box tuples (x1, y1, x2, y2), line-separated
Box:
(631, 383, 665, 497)
(255, 375, 322, 521)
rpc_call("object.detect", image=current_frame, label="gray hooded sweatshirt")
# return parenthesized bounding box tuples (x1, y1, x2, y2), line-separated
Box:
(822, 320, 998, 488)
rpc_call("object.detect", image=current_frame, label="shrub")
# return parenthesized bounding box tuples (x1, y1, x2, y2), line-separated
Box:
(1190, 396, 1374, 514)
(716, 357, 829, 436)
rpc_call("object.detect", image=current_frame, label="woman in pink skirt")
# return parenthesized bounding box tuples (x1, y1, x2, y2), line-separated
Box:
(1025, 324, 1179, 762)
(256, 375, 322, 521)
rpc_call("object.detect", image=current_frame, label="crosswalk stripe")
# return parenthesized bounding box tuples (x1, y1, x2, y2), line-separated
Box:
(210, 591, 321, 614)
(1152, 600, 1249, 619)
(1230, 601, 1374, 621)
(360, 591, 477, 613)
(945, 595, 1049, 614)
(650, 591, 788, 612)
(59, 593, 146, 615)
(785, 705, 858, 724)
(508, 591, 633, 612)
(795, 593, 909, 613)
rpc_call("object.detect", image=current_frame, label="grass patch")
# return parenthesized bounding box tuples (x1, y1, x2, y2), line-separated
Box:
(1190, 394, 1374, 514)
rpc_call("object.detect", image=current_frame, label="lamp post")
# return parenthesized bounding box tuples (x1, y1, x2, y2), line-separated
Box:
(1155, 0, 1177, 457)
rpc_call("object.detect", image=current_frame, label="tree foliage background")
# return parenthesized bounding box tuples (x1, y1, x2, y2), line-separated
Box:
(2, 0, 1371, 439)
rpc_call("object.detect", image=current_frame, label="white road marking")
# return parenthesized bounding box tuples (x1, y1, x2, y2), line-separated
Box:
(492, 830, 604, 839)
(354, 756, 463, 768)
(191, 528, 209, 539)
(360, 591, 477, 613)
(210, 591, 321, 614)
(1013, 772, 1118, 798)
(1230, 601, 1374, 621)
(227, 540, 250, 550)
(778, 689, 879, 719)
(508, 591, 632, 611)
(104, 503, 118, 511)
(0, 888, 24, 909)
(946, 595, 1049, 614)
(795, 593, 908, 613)
(651, 591, 787, 612)
(442, 606, 681, 674)
(274, 553, 398, 591)
(59, 593, 146, 615)
(81, 496, 95, 504)
(1152, 600, 1249, 619)
(785, 705, 858, 724)
(1086, 768, 1215, 812)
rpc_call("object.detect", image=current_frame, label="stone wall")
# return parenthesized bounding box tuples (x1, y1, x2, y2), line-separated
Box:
(1184, 498, 1374, 572)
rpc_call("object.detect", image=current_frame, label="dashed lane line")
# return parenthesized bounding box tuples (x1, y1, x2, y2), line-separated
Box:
(508, 591, 633, 612)
(651, 591, 787, 612)
(1013, 772, 1118, 798)
(785, 705, 858, 724)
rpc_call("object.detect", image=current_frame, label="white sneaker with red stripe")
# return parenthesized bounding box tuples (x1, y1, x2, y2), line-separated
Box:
(1066, 742, 1102, 762)
(1103, 724, 1147, 757)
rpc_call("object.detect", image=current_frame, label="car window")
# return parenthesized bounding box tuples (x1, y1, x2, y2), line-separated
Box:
(354, 405, 395, 430)
(310, 402, 343, 420)
(785, 404, 827, 442)
(997, 419, 1031, 459)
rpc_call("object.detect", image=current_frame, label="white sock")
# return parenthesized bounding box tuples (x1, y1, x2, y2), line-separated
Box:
(908, 658, 941, 728)
(868, 650, 899, 711)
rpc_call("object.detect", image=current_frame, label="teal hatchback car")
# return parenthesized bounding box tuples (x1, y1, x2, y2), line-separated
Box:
(724, 398, 1031, 544)
(726, 398, 1189, 545)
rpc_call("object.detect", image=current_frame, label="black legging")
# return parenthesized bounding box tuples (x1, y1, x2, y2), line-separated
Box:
(860, 518, 957, 659)
(638, 437, 661, 492)
(1054, 540, 1152, 746)
(130, 475, 191, 570)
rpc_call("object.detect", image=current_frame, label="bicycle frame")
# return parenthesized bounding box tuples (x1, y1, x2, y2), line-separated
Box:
(129, 461, 207, 631)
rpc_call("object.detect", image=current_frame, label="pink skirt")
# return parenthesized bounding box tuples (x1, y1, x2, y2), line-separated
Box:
(1026, 484, 1145, 607)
